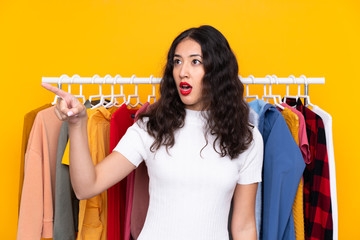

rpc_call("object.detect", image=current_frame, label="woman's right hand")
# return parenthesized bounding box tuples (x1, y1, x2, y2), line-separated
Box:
(41, 83, 87, 125)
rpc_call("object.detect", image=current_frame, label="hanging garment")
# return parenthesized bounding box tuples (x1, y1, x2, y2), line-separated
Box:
(250, 99, 305, 240)
(107, 104, 141, 240)
(17, 106, 62, 240)
(122, 104, 150, 240)
(113, 108, 263, 240)
(311, 105, 338, 240)
(18, 103, 52, 214)
(53, 122, 78, 240)
(280, 103, 310, 164)
(249, 105, 263, 240)
(281, 102, 311, 240)
(286, 99, 333, 240)
(77, 106, 113, 240)
(278, 107, 305, 240)
(130, 161, 150, 240)
(53, 101, 91, 240)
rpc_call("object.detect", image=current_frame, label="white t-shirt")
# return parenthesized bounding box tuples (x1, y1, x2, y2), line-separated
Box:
(114, 109, 263, 240)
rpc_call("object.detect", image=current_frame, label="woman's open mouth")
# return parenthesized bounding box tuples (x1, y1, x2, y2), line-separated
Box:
(180, 82, 192, 95)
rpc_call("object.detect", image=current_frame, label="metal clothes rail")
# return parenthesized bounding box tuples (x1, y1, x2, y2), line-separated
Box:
(41, 74, 325, 97)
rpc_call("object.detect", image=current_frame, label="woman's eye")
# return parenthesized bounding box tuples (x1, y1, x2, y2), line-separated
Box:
(192, 59, 201, 64)
(174, 59, 181, 65)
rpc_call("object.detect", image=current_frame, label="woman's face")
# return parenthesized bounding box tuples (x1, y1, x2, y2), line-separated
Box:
(173, 38, 205, 111)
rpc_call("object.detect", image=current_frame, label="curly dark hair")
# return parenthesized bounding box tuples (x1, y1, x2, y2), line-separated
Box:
(138, 25, 253, 159)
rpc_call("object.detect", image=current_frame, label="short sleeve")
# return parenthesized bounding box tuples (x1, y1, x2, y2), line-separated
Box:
(237, 126, 264, 185)
(113, 121, 149, 167)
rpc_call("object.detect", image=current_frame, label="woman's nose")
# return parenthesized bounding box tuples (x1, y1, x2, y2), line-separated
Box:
(179, 63, 189, 78)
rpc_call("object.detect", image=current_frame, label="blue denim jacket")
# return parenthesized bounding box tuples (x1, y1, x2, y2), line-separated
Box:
(249, 99, 305, 240)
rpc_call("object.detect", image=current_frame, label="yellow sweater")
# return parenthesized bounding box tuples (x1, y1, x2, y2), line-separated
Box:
(280, 108, 304, 240)
(77, 107, 113, 240)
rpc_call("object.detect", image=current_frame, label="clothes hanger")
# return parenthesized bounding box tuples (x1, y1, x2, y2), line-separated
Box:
(89, 75, 105, 109)
(99, 75, 115, 108)
(283, 75, 299, 102)
(147, 75, 157, 104)
(261, 75, 283, 104)
(271, 75, 283, 104)
(108, 75, 126, 107)
(262, 75, 284, 110)
(244, 75, 259, 101)
(52, 74, 68, 105)
(126, 75, 143, 108)
(71, 74, 86, 104)
(296, 75, 315, 108)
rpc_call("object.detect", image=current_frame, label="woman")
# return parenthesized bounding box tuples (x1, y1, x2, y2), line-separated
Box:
(42, 25, 263, 240)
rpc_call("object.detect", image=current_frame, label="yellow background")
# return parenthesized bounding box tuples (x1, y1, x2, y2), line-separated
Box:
(1, 0, 359, 239)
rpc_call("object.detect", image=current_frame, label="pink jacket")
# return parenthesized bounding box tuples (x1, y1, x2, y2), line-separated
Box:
(17, 106, 62, 240)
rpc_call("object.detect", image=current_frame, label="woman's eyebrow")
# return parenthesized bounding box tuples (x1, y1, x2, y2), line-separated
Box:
(174, 54, 202, 58)
(190, 54, 202, 58)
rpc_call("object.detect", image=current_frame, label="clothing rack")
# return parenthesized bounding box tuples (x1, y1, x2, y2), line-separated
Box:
(38, 74, 335, 240)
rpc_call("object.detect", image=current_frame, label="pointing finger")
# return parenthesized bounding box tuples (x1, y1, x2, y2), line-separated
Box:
(41, 83, 69, 99)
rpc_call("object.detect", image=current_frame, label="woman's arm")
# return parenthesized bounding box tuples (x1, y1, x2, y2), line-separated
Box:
(231, 183, 258, 240)
(68, 121, 136, 199)
(42, 83, 136, 200)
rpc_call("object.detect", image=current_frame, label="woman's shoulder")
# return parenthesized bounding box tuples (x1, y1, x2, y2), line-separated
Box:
(123, 118, 154, 145)
(133, 117, 149, 132)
